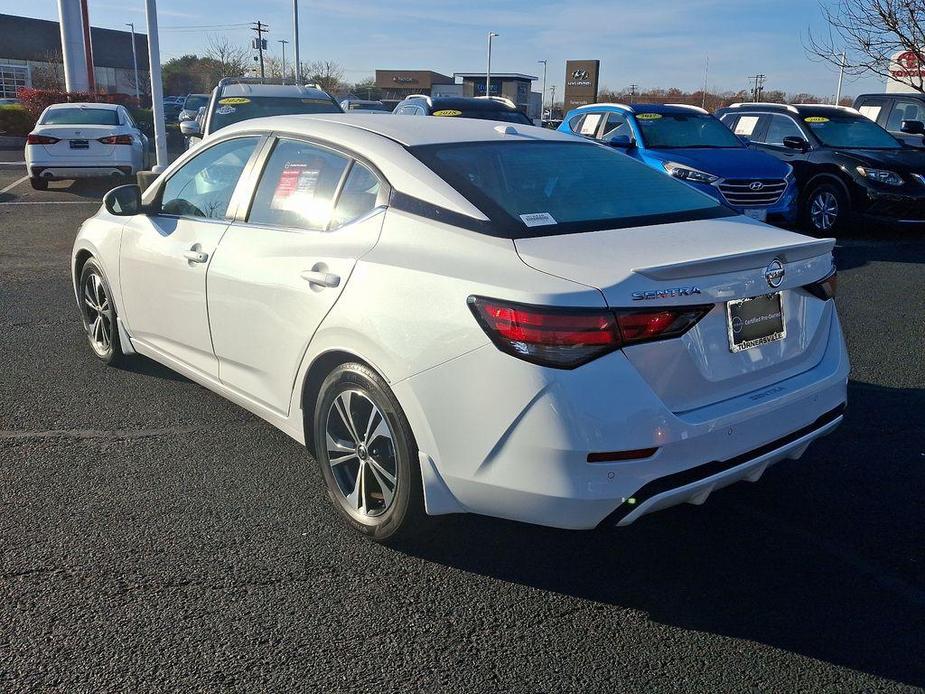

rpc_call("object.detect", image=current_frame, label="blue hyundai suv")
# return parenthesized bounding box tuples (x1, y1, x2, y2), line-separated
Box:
(559, 103, 797, 224)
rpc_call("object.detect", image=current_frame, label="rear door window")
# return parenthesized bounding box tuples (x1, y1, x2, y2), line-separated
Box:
(731, 114, 762, 137)
(886, 99, 925, 130)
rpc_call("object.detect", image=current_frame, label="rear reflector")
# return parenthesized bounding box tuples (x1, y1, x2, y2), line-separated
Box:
(26, 133, 60, 145)
(587, 447, 658, 463)
(805, 269, 837, 300)
(98, 135, 134, 145)
(468, 296, 713, 369)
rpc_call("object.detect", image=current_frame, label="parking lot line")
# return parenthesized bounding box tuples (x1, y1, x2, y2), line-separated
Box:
(0, 175, 28, 195)
(0, 200, 101, 205)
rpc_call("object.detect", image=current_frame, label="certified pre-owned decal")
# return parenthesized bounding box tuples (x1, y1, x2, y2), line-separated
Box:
(632, 286, 703, 300)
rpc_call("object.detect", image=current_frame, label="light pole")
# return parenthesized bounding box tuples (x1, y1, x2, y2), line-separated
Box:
(126, 22, 139, 102)
(538, 58, 547, 121)
(278, 39, 288, 84)
(293, 0, 301, 84)
(486, 32, 498, 98)
(144, 0, 167, 171)
(835, 51, 846, 104)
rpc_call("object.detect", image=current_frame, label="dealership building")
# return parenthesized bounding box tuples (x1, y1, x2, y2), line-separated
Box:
(0, 13, 149, 98)
(374, 70, 456, 101)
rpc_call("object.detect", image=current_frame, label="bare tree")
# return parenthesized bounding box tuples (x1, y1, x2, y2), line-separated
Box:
(806, 0, 925, 92)
(31, 49, 66, 91)
(205, 34, 251, 80)
(304, 60, 345, 92)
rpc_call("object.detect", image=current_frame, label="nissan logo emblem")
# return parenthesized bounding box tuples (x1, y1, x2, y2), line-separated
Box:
(765, 258, 785, 288)
(749, 181, 764, 191)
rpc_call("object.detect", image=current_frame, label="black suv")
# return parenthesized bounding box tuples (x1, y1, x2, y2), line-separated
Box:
(392, 95, 533, 125)
(853, 93, 925, 147)
(716, 103, 925, 232)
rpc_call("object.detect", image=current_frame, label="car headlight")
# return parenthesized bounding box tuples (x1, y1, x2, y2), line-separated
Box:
(856, 166, 904, 186)
(662, 162, 719, 184)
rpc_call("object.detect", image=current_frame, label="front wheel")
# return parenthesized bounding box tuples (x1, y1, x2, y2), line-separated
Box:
(29, 177, 48, 191)
(313, 362, 426, 542)
(803, 183, 848, 234)
(78, 259, 124, 365)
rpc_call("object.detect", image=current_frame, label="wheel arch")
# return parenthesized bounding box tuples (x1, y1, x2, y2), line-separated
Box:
(803, 170, 852, 203)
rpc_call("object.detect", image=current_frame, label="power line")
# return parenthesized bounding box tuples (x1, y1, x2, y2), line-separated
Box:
(747, 73, 766, 102)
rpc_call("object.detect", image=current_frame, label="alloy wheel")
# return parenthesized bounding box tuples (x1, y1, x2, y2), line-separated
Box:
(82, 272, 113, 357)
(325, 389, 398, 517)
(810, 190, 839, 231)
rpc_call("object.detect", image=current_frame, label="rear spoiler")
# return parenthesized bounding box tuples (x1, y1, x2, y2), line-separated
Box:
(633, 238, 835, 280)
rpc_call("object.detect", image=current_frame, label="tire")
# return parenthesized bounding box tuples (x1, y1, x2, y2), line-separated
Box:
(313, 362, 426, 542)
(77, 258, 124, 366)
(803, 182, 848, 234)
(29, 177, 48, 191)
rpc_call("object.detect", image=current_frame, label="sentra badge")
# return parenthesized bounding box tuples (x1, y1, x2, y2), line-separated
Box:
(632, 287, 703, 301)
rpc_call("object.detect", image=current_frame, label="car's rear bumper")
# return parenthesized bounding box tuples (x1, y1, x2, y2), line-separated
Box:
(394, 306, 849, 530)
(28, 164, 136, 179)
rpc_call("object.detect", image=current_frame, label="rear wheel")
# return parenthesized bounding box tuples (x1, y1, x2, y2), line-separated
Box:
(804, 182, 847, 234)
(313, 362, 426, 542)
(78, 258, 124, 365)
(29, 177, 48, 191)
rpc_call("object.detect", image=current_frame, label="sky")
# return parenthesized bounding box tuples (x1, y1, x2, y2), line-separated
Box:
(4, 0, 886, 98)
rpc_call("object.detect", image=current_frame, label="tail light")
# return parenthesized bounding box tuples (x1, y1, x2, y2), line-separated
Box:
(468, 296, 712, 369)
(26, 133, 60, 145)
(805, 269, 837, 300)
(98, 135, 134, 145)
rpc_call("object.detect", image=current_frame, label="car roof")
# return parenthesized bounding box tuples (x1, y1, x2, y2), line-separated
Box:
(46, 102, 120, 110)
(217, 83, 332, 100)
(406, 96, 520, 112)
(567, 103, 709, 116)
(719, 103, 864, 118)
(218, 112, 576, 146)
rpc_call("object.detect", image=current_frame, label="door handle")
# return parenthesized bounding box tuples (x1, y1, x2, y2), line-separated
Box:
(300, 270, 341, 288)
(182, 249, 209, 264)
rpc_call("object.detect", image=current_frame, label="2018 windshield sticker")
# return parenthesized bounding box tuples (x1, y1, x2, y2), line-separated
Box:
(520, 212, 557, 227)
(433, 109, 462, 117)
(637, 113, 662, 120)
(218, 97, 250, 105)
(805, 116, 829, 123)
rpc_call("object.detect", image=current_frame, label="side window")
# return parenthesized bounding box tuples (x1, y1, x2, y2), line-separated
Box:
(331, 162, 382, 228)
(248, 138, 349, 231)
(567, 114, 586, 133)
(764, 115, 804, 145)
(857, 100, 885, 123)
(600, 112, 630, 142)
(396, 106, 413, 115)
(886, 99, 925, 130)
(577, 112, 604, 136)
(160, 136, 259, 219)
(731, 114, 761, 137)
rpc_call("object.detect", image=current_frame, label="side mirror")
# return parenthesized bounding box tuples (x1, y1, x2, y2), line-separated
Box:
(606, 134, 633, 148)
(901, 119, 925, 135)
(103, 184, 142, 216)
(178, 110, 194, 122)
(783, 136, 809, 151)
(180, 119, 201, 136)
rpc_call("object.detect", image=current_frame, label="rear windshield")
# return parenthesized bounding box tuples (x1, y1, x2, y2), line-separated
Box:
(435, 109, 532, 125)
(804, 116, 901, 149)
(410, 140, 730, 237)
(42, 108, 120, 125)
(183, 95, 209, 110)
(210, 96, 341, 132)
(635, 113, 743, 148)
(346, 102, 390, 111)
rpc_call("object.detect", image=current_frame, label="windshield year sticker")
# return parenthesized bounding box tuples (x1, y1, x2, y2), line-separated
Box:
(433, 109, 462, 117)
(520, 212, 557, 227)
(219, 97, 250, 105)
(804, 116, 829, 123)
(636, 113, 662, 120)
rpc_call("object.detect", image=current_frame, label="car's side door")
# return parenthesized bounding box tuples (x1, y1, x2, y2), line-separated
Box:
(119, 135, 261, 377)
(206, 136, 387, 414)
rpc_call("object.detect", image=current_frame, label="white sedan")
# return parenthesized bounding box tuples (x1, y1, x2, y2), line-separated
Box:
(25, 102, 147, 190)
(71, 115, 849, 541)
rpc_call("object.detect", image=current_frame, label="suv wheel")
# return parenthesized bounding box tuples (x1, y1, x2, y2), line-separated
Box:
(804, 183, 847, 233)
(313, 362, 426, 542)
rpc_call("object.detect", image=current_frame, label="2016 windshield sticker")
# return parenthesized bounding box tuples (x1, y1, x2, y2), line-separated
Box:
(433, 109, 462, 117)
(805, 116, 829, 123)
(218, 97, 250, 105)
(520, 212, 557, 227)
(637, 113, 662, 120)
(216, 106, 236, 115)
(301, 98, 329, 104)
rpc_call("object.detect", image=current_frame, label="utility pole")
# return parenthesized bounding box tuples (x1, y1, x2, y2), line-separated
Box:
(549, 84, 556, 118)
(747, 73, 766, 102)
(702, 55, 709, 109)
(486, 32, 499, 97)
(278, 39, 288, 84)
(835, 51, 846, 104)
(629, 83, 638, 98)
(126, 22, 139, 102)
(538, 59, 547, 121)
(252, 21, 268, 80)
(292, 0, 301, 83)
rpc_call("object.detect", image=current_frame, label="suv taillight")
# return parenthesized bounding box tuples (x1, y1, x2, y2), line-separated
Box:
(98, 135, 134, 145)
(468, 296, 712, 369)
(26, 133, 60, 145)
(805, 269, 837, 300)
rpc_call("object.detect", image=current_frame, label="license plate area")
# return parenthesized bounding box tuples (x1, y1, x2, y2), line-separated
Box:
(726, 293, 785, 352)
(69, 139, 89, 149)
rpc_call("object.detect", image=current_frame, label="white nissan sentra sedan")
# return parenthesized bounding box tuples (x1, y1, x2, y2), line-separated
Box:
(26, 102, 148, 190)
(71, 115, 848, 541)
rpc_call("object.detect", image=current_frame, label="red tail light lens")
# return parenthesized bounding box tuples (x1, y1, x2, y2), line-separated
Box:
(26, 133, 60, 145)
(468, 296, 713, 369)
(805, 269, 837, 300)
(98, 135, 134, 145)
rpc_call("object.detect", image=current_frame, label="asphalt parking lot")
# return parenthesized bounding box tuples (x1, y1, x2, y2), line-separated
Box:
(1, 164, 923, 693)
